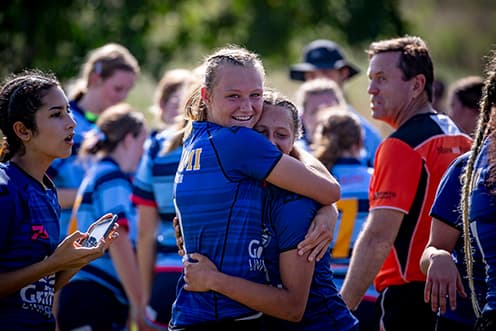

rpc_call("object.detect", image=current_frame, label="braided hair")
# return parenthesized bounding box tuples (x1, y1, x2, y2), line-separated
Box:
(461, 50, 496, 317)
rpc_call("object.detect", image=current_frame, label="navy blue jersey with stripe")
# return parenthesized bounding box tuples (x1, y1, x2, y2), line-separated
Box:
(262, 185, 359, 331)
(470, 138, 496, 313)
(330, 158, 372, 264)
(430, 152, 486, 325)
(70, 157, 137, 305)
(0, 162, 61, 330)
(171, 121, 282, 327)
(132, 129, 182, 252)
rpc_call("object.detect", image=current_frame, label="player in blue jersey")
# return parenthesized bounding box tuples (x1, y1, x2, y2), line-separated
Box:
(182, 89, 358, 331)
(171, 46, 340, 331)
(57, 104, 148, 331)
(47, 43, 140, 239)
(461, 50, 496, 331)
(133, 68, 203, 330)
(132, 127, 184, 330)
(312, 107, 378, 330)
(0, 70, 115, 331)
(132, 69, 198, 330)
(313, 107, 373, 264)
(421, 152, 486, 331)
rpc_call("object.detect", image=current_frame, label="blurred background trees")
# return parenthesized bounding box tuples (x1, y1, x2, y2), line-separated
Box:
(0, 0, 409, 80)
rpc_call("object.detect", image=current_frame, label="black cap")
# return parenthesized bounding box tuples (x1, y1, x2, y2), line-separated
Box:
(290, 39, 360, 81)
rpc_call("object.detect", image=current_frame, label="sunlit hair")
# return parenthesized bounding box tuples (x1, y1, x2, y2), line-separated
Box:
(313, 107, 362, 169)
(79, 103, 145, 158)
(69, 43, 140, 101)
(0, 69, 61, 161)
(461, 49, 496, 317)
(295, 78, 346, 115)
(263, 88, 302, 140)
(449, 75, 484, 111)
(184, 45, 265, 122)
(367, 35, 434, 102)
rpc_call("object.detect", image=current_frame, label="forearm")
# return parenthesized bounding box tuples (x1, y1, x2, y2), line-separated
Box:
(421, 219, 460, 275)
(207, 271, 308, 322)
(110, 233, 142, 309)
(137, 206, 160, 303)
(0, 258, 60, 297)
(137, 231, 156, 303)
(340, 232, 392, 310)
(297, 203, 338, 262)
(316, 204, 338, 234)
(188, 249, 314, 322)
(268, 154, 341, 205)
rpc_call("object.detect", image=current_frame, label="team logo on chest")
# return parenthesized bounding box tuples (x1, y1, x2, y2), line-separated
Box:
(176, 148, 202, 184)
(248, 239, 266, 271)
(31, 225, 49, 240)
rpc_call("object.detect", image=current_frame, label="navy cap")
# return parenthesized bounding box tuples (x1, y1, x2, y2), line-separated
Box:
(290, 39, 360, 81)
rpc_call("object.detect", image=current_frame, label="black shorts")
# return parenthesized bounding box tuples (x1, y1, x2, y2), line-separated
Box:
(376, 282, 436, 331)
(474, 310, 496, 331)
(57, 280, 128, 331)
(435, 314, 473, 331)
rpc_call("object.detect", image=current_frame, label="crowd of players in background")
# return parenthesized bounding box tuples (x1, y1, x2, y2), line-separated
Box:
(1, 35, 496, 331)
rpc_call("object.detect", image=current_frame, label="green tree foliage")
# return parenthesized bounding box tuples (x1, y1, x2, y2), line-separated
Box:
(0, 0, 406, 80)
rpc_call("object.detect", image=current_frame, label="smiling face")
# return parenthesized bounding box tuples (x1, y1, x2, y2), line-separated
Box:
(254, 104, 296, 155)
(202, 64, 264, 128)
(25, 86, 76, 162)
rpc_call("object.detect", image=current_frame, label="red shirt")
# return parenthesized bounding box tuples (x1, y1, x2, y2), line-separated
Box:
(369, 113, 472, 292)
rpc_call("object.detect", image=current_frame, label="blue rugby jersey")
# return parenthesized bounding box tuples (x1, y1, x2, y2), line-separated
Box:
(69, 157, 137, 305)
(131, 129, 182, 252)
(330, 158, 372, 264)
(171, 122, 282, 327)
(470, 138, 496, 314)
(0, 162, 61, 330)
(262, 185, 359, 331)
(47, 100, 96, 239)
(430, 152, 486, 325)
